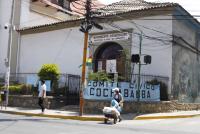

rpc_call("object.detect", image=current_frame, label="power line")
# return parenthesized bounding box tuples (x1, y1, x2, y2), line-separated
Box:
(53, 29, 72, 63)
(105, 22, 200, 55)
(133, 45, 172, 51)
(106, 22, 172, 45)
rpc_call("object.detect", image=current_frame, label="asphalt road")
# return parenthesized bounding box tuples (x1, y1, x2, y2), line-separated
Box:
(0, 113, 200, 134)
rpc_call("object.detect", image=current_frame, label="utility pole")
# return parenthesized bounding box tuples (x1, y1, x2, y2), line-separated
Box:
(79, 31, 89, 116)
(5, 0, 15, 108)
(137, 32, 142, 102)
(79, 0, 103, 116)
(79, 0, 92, 116)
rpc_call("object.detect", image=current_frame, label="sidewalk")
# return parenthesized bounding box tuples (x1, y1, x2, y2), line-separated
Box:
(135, 110, 200, 120)
(1, 107, 200, 121)
(0, 107, 105, 121)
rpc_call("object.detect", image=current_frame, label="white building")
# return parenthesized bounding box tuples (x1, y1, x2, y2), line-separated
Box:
(0, 0, 86, 74)
(1, 0, 200, 102)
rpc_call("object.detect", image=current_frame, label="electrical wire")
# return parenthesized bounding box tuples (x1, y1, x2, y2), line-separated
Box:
(20, 0, 200, 55)
(133, 45, 172, 51)
(105, 22, 200, 54)
(53, 29, 72, 63)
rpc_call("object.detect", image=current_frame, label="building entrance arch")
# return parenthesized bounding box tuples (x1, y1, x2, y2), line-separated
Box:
(93, 42, 126, 80)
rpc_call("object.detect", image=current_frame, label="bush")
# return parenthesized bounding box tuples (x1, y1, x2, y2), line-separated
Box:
(147, 79, 168, 101)
(0, 84, 36, 95)
(88, 71, 111, 81)
(38, 64, 60, 90)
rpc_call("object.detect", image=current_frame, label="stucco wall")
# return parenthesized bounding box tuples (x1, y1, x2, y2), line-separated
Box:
(0, 0, 21, 74)
(19, 15, 173, 82)
(19, 28, 84, 75)
(20, 0, 60, 28)
(172, 19, 200, 103)
(0, 0, 13, 73)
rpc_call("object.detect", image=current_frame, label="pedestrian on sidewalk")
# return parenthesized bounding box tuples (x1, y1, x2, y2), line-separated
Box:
(38, 80, 46, 113)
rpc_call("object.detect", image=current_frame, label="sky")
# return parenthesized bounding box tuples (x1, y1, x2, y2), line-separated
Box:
(99, 0, 200, 21)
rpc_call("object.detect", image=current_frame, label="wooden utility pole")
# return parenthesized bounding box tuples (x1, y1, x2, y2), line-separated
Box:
(79, 32, 89, 116)
(79, 0, 92, 116)
(79, 0, 103, 116)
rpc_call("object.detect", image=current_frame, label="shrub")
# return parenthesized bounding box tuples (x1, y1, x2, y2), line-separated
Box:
(0, 84, 35, 95)
(88, 71, 111, 81)
(38, 64, 60, 90)
(147, 79, 168, 101)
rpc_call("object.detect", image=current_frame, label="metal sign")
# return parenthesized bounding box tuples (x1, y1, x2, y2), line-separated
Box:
(90, 32, 130, 43)
(84, 81, 160, 101)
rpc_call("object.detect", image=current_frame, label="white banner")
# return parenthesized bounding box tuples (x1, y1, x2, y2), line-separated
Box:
(84, 81, 160, 101)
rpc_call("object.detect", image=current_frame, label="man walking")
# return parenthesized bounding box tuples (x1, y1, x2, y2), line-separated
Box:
(38, 80, 46, 113)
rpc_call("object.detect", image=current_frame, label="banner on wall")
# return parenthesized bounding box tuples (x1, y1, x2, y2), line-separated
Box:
(83, 81, 160, 101)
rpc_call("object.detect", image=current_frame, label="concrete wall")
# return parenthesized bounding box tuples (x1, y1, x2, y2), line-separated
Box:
(19, 15, 173, 85)
(20, 0, 78, 28)
(0, 0, 13, 73)
(172, 18, 200, 103)
(114, 15, 173, 93)
(19, 28, 84, 75)
(8, 95, 67, 109)
(20, 0, 60, 28)
(84, 100, 200, 114)
(7, 96, 200, 113)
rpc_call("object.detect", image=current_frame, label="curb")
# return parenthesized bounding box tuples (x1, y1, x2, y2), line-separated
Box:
(0, 110, 105, 121)
(134, 114, 200, 120)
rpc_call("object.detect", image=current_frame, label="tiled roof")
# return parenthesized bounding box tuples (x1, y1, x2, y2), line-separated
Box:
(70, 0, 105, 16)
(97, 0, 177, 15)
(35, 0, 77, 15)
(18, 0, 181, 32)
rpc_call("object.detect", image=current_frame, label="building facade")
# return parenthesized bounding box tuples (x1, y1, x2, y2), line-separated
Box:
(1, 0, 200, 102)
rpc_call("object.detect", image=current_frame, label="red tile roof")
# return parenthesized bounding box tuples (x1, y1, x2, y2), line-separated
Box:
(19, 0, 199, 32)
(70, 0, 105, 15)
(33, 0, 105, 16)
(97, 0, 177, 15)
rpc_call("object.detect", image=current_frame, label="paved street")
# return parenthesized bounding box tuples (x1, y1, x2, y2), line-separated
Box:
(0, 113, 200, 134)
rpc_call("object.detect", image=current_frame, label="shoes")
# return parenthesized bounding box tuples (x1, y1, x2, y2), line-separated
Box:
(39, 111, 44, 114)
(118, 116, 122, 122)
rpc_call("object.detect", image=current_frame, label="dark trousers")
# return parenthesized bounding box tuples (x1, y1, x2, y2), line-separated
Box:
(38, 97, 45, 112)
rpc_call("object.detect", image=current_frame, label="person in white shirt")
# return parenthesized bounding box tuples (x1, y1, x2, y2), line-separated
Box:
(38, 80, 46, 113)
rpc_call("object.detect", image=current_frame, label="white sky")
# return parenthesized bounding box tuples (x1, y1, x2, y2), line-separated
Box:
(99, 0, 200, 21)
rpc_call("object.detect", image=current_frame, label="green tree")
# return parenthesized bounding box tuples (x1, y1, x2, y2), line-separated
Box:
(38, 64, 60, 90)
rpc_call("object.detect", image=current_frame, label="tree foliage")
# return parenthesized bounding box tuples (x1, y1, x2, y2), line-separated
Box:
(88, 71, 111, 81)
(38, 64, 60, 85)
